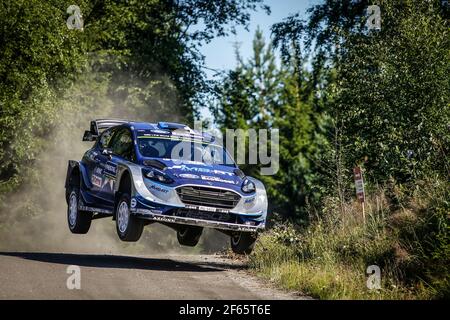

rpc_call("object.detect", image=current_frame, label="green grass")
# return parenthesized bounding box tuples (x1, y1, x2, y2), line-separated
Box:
(249, 180, 449, 300)
(250, 234, 422, 299)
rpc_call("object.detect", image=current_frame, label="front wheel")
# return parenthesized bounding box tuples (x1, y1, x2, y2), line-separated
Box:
(115, 193, 144, 242)
(177, 226, 203, 247)
(67, 186, 92, 234)
(230, 232, 257, 255)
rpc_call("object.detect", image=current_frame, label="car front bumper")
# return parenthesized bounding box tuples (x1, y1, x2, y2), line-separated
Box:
(127, 165, 268, 232)
(134, 209, 264, 232)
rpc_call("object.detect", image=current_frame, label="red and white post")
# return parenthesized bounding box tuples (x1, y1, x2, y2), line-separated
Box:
(353, 166, 366, 224)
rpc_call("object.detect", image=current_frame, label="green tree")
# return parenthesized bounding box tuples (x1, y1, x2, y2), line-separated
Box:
(267, 0, 450, 298)
(0, 0, 87, 191)
(335, 1, 450, 184)
(272, 0, 450, 189)
(273, 58, 329, 221)
(212, 29, 328, 221)
(0, 0, 268, 192)
(212, 28, 281, 179)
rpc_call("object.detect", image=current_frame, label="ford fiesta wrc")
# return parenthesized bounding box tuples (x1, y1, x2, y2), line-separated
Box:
(65, 119, 268, 254)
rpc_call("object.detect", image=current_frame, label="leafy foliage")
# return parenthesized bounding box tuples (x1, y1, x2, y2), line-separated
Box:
(0, 0, 87, 189)
(250, 180, 449, 299)
(0, 0, 266, 191)
(272, 0, 450, 187)
(245, 0, 450, 300)
(212, 29, 329, 220)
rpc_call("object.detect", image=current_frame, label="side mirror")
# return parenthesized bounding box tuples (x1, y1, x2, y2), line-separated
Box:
(102, 148, 113, 159)
(82, 130, 97, 141)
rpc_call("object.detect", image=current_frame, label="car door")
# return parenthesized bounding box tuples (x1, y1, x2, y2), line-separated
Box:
(103, 127, 135, 203)
(83, 127, 116, 206)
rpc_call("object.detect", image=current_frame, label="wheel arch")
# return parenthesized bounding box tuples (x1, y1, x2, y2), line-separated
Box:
(65, 161, 90, 203)
(113, 168, 133, 220)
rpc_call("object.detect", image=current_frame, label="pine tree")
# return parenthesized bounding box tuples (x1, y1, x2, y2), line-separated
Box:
(212, 29, 329, 221)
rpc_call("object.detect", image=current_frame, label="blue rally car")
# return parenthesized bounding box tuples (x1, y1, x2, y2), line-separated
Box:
(65, 119, 267, 254)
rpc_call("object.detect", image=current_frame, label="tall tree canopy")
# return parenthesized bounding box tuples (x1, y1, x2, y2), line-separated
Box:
(272, 0, 450, 188)
(0, 0, 268, 191)
(212, 29, 328, 220)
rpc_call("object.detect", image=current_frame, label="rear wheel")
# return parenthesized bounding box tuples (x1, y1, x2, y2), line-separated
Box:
(177, 226, 203, 247)
(67, 186, 92, 234)
(115, 193, 144, 242)
(230, 232, 257, 255)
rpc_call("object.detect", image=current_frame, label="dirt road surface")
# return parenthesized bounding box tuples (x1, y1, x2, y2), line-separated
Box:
(0, 252, 304, 299)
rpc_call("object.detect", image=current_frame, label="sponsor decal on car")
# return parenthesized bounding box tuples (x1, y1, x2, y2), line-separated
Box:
(91, 175, 102, 188)
(244, 197, 256, 204)
(200, 175, 236, 185)
(184, 204, 230, 214)
(198, 205, 216, 212)
(178, 173, 200, 179)
(150, 129, 170, 135)
(147, 183, 169, 194)
(168, 165, 234, 177)
(103, 161, 117, 177)
(101, 177, 114, 191)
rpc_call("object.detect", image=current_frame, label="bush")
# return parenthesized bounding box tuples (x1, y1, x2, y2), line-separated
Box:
(249, 180, 449, 299)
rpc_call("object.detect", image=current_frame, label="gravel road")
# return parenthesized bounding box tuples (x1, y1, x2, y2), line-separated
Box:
(0, 252, 305, 300)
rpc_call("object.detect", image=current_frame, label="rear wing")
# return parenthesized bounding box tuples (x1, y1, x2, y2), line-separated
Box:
(82, 119, 129, 141)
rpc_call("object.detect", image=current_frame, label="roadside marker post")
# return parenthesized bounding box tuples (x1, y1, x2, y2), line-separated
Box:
(353, 166, 366, 224)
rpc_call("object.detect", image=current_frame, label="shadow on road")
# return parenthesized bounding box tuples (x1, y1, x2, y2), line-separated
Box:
(0, 252, 239, 272)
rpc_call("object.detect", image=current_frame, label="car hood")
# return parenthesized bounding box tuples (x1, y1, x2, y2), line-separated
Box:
(141, 158, 245, 191)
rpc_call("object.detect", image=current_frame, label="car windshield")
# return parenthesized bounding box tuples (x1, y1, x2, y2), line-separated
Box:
(137, 137, 236, 167)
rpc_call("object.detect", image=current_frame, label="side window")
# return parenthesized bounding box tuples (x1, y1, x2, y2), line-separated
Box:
(98, 128, 115, 149)
(109, 128, 135, 162)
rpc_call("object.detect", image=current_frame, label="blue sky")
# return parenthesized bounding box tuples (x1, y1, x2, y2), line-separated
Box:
(200, 0, 319, 80)
(198, 0, 320, 119)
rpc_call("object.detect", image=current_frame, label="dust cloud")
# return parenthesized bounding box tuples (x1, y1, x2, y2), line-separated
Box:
(0, 72, 228, 255)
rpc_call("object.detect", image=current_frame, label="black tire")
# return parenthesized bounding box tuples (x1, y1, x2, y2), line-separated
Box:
(177, 226, 203, 247)
(230, 232, 257, 255)
(115, 193, 144, 242)
(67, 186, 92, 234)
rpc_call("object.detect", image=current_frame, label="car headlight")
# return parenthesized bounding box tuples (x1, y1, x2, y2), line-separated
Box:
(142, 168, 174, 184)
(241, 178, 256, 193)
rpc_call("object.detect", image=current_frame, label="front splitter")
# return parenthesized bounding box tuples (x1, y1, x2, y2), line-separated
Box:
(134, 210, 264, 233)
